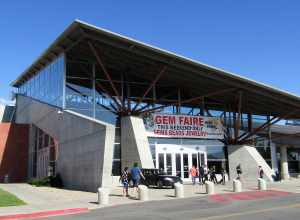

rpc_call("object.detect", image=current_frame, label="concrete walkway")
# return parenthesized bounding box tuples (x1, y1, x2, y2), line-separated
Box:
(1, 179, 300, 216)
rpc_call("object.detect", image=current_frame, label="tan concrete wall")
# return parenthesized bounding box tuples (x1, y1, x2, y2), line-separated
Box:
(15, 95, 115, 192)
(228, 145, 274, 182)
(121, 116, 154, 169)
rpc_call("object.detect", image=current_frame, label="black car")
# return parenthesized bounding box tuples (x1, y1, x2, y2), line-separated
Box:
(140, 168, 183, 188)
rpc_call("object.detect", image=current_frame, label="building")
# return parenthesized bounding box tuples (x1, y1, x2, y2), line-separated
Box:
(0, 102, 28, 183)
(286, 119, 300, 126)
(7, 20, 300, 191)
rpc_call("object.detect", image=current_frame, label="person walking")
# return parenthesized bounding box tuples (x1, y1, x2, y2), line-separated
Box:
(203, 165, 209, 183)
(220, 168, 226, 185)
(119, 167, 129, 197)
(130, 162, 145, 193)
(198, 165, 205, 185)
(236, 164, 242, 180)
(258, 165, 264, 179)
(190, 165, 198, 185)
(209, 166, 218, 184)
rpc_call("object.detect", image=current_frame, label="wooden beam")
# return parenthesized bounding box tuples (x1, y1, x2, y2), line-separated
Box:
(135, 90, 178, 113)
(177, 88, 181, 113)
(84, 34, 300, 110)
(200, 98, 205, 116)
(234, 91, 243, 142)
(140, 88, 236, 114)
(64, 35, 86, 53)
(78, 63, 122, 110)
(87, 41, 122, 108)
(239, 109, 300, 142)
(96, 102, 117, 115)
(238, 116, 277, 141)
(247, 113, 252, 132)
(131, 65, 167, 111)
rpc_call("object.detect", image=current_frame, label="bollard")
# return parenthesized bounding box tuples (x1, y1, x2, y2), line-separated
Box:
(258, 178, 267, 190)
(4, 174, 9, 183)
(98, 188, 110, 205)
(174, 183, 184, 198)
(233, 179, 242, 192)
(205, 181, 215, 195)
(138, 185, 149, 201)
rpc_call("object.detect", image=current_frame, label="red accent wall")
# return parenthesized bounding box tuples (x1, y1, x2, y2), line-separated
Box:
(0, 123, 29, 182)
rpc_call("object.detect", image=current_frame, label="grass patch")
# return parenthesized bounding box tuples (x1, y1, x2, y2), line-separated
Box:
(0, 188, 26, 207)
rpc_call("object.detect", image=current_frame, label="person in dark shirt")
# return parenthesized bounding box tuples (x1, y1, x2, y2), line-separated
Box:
(220, 168, 226, 185)
(209, 166, 218, 184)
(204, 165, 209, 183)
(198, 165, 205, 185)
(258, 165, 264, 179)
(236, 164, 242, 180)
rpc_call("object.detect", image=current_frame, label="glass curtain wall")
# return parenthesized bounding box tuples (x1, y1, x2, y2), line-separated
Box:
(65, 61, 117, 124)
(65, 62, 93, 117)
(18, 55, 64, 107)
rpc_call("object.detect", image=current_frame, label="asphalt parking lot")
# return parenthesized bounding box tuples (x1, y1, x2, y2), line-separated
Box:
(36, 190, 300, 220)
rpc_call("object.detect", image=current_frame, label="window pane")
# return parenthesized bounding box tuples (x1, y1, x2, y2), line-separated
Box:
(16, 55, 64, 108)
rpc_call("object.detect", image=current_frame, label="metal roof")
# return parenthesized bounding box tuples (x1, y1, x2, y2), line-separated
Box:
(11, 20, 300, 118)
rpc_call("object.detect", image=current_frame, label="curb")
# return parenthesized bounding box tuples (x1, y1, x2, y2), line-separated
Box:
(0, 208, 89, 220)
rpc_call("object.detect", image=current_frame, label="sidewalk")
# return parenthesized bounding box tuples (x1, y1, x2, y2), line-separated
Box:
(1, 179, 300, 217)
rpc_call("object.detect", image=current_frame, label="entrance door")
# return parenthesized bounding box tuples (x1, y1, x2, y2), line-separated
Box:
(166, 153, 172, 175)
(183, 153, 189, 179)
(198, 152, 205, 167)
(175, 153, 182, 177)
(155, 144, 207, 181)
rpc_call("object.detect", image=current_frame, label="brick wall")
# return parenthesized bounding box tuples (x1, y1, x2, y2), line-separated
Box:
(0, 123, 29, 182)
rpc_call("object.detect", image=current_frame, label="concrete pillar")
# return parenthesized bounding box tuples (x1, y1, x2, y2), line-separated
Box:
(174, 183, 184, 198)
(138, 185, 149, 201)
(205, 181, 215, 195)
(228, 145, 274, 182)
(98, 188, 110, 205)
(233, 179, 242, 192)
(270, 143, 278, 172)
(280, 146, 290, 180)
(258, 178, 267, 190)
(121, 116, 154, 169)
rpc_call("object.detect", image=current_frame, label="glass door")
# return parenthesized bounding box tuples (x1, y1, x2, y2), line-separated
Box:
(198, 152, 206, 166)
(158, 153, 164, 173)
(155, 144, 207, 182)
(176, 153, 182, 177)
(192, 153, 198, 167)
(166, 153, 172, 175)
(183, 153, 189, 179)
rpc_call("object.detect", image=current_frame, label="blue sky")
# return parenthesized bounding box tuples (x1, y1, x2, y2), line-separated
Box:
(1, 1, 300, 101)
